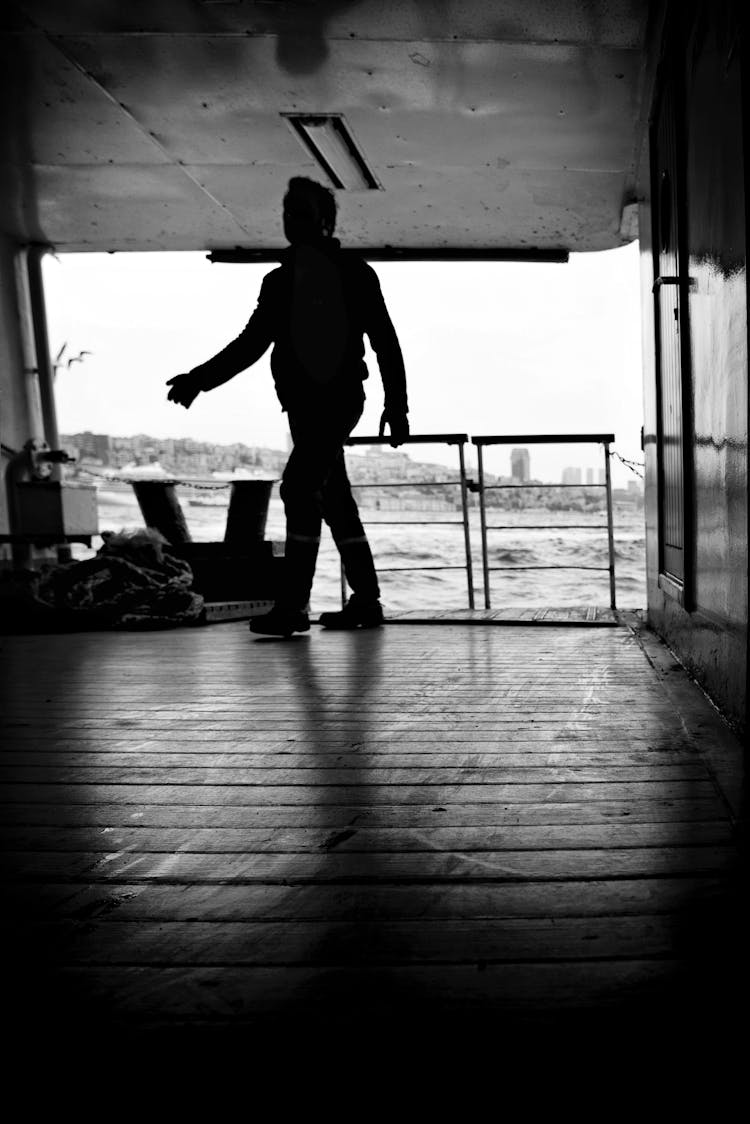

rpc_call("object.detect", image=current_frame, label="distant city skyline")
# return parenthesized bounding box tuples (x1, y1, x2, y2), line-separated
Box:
(62, 428, 642, 493)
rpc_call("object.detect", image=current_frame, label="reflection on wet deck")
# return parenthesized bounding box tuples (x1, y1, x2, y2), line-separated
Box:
(0, 618, 744, 1054)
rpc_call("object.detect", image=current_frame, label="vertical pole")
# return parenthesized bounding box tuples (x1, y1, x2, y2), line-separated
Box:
(477, 442, 491, 608)
(26, 247, 60, 465)
(13, 248, 45, 444)
(604, 442, 617, 609)
(341, 442, 349, 607)
(10, 249, 47, 566)
(27, 246, 73, 562)
(457, 440, 474, 609)
(340, 557, 347, 607)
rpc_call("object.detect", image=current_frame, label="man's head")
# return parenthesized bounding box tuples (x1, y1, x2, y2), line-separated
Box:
(283, 177, 337, 245)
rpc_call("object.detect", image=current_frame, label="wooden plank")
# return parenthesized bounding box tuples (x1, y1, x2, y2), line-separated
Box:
(388, 608, 623, 627)
(1, 720, 693, 738)
(0, 750, 704, 767)
(17, 960, 688, 1018)
(0, 695, 685, 706)
(3, 877, 725, 922)
(0, 732, 695, 749)
(0, 693, 686, 709)
(0, 703, 690, 718)
(0, 797, 728, 828)
(0, 715, 689, 727)
(0, 764, 710, 784)
(0, 821, 733, 854)
(8, 915, 682, 965)
(3, 678, 672, 693)
(0, 691, 688, 705)
(0, 780, 721, 805)
(0, 845, 734, 883)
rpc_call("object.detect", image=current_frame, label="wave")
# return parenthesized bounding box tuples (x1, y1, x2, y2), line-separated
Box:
(567, 540, 646, 563)
(490, 547, 537, 564)
(380, 549, 441, 563)
(617, 574, 643, 588)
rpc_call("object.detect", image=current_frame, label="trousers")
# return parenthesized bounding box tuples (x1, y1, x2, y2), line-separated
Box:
(278, 392, 380, 611)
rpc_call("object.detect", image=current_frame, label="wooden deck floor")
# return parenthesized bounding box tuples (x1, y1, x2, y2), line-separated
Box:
(0, 619, 745, 1054)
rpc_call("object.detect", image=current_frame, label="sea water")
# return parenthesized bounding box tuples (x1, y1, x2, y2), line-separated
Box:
(92, 489, 646, 612)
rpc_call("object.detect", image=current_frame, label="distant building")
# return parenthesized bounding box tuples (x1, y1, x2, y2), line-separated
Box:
(597, 469, 606, 485)
(562, 467, 582, 485)
(71, 431, 111, 461)
(585, 467, 595, 485)
(510, 448, 530, 483)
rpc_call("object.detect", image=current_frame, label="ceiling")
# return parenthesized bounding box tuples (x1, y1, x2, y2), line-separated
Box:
(0, 0, 651, 255)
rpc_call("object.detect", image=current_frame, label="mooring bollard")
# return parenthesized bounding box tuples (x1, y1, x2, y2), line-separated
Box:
(131, 481, 192, 544)
(224, 479, 275, 550)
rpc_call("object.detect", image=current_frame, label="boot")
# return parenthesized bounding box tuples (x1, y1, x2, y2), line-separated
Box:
(249, 606, 310, 637)
(335, 537, 380, 605)
(318, 594, 384, 630)
(280, 534, 320, 614)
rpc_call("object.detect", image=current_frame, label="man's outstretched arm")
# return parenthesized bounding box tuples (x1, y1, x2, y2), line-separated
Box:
(362, 268, 409, 446)
(167, 277, 276, 408)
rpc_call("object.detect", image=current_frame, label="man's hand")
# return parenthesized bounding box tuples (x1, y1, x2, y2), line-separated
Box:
(166, 372, 202, 409)
(379, 409, 410, 448)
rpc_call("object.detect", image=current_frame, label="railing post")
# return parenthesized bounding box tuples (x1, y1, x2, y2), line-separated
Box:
(604, 441, 617, 609)
(457, 440, 475, 609)
(340, 558, 348, 608)
(476, 442, 491, 609)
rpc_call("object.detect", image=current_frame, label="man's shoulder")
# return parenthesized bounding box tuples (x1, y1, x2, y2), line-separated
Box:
(260, 263, 285, 286)
(338, 252, 379, 285)
(339, 249, 373, 269)
(256, 264, 288, 303)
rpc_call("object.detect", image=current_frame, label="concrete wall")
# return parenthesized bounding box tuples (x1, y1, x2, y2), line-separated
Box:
(642, 1, 748, 732)
(0, 233, 28, 544)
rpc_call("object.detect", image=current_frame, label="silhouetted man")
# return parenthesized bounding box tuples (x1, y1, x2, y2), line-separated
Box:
(167, 176, 409, 636)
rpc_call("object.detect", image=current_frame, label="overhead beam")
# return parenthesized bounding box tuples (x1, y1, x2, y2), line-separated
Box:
(207, 248, 570, 264)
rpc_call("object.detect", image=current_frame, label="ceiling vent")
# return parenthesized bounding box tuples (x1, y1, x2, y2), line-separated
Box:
(282, 114, 381, 190)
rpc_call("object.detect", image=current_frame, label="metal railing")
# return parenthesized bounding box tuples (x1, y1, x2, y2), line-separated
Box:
(343, 433, 475, 608)
(472, 434, 616, 610)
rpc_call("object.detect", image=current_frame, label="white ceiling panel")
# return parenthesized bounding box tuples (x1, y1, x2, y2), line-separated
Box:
(0, 0, 650, 253)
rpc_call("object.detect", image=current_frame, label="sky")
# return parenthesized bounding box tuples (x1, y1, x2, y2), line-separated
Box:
(43, 241, 644, 486)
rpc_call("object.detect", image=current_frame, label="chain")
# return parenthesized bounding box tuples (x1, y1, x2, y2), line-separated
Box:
(171, 479, 232, 491)
(76, 465, 232, 490)
(612, 450, 644, 479)
(72, 454, 649, 487)
(180, 481, 232, 491)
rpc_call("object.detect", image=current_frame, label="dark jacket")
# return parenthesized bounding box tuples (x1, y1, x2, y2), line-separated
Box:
(190, 239, 408, 416)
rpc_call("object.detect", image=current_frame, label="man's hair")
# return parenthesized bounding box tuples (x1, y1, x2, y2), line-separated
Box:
(285, 176, 337, 232)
